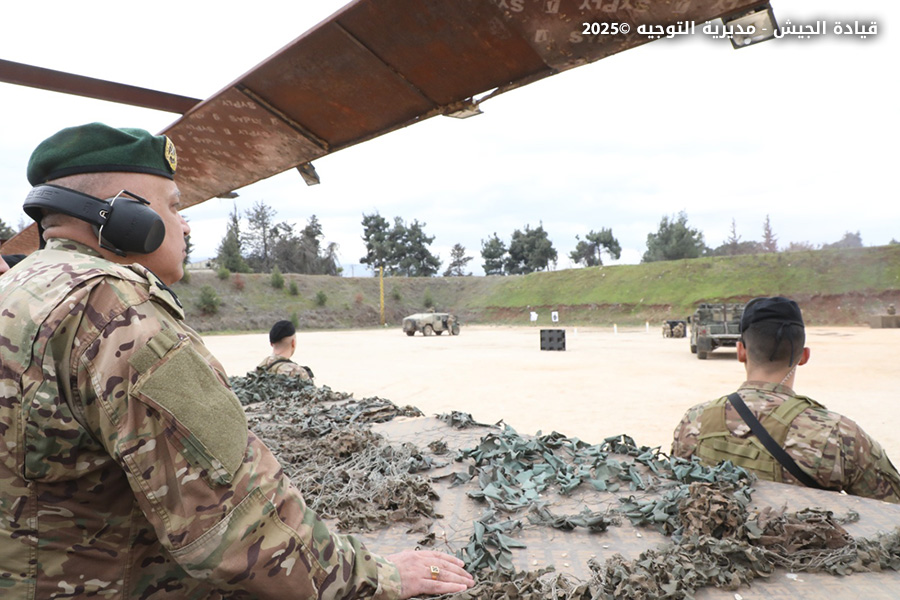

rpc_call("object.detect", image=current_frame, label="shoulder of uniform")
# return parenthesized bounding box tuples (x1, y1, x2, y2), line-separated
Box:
(123, 264, 184, 319)
(791, 393, 826, 410)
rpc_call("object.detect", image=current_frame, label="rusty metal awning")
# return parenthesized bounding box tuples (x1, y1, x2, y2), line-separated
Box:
(161, 0, 764, 209)
(2, 0, 765, 254)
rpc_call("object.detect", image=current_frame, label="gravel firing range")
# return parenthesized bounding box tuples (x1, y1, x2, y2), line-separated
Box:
(206, 325, 900, 461)
(215, 324, 900, 599)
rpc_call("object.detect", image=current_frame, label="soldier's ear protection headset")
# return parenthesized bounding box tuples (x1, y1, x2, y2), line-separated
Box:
(23, 184, 165, 257)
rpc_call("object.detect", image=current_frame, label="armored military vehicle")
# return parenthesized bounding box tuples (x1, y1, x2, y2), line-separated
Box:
(402, 312, 460, 336)
(688, 302, 744, 359)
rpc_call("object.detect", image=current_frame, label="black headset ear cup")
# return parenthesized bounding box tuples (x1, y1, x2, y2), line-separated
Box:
(102, 198, 165, 254)
(24, 185, 166, 255)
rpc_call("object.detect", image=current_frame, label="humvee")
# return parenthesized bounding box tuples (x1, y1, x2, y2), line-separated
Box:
(402, 312, 460, 336)
(687, 303, 744, 359)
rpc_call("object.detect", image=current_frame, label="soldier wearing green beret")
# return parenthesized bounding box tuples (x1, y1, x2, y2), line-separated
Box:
(672, 296, 900, 502)
(0, 123, 474, 599)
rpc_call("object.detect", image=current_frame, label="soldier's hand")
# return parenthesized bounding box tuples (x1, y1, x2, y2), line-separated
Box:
(388, 550, 475, 598)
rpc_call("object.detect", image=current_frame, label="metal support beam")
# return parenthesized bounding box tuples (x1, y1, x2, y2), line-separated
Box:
(0, 59, 200, 115)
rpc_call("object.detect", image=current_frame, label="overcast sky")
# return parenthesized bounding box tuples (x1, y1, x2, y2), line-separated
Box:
(1, 0, 896, 275)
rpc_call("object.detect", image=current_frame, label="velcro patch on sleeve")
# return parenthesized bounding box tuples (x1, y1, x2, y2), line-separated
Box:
(130, 332, 248, 483)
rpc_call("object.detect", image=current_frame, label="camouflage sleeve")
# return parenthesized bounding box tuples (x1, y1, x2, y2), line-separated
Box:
(77, 295, 401, 599)
(833, 418, 900, 503)
(670, 402, 706, 458)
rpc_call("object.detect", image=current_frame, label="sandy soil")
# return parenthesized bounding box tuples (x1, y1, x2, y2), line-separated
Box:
(205, 325, 900, 462)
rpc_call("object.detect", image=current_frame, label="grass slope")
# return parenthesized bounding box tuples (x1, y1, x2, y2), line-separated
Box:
(174, 245, 900, 333)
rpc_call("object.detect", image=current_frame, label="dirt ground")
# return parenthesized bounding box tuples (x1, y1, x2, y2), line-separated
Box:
(205, 325, 900, 462)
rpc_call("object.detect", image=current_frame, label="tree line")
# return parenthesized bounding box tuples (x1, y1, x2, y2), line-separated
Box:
(641, 211, 872, 263)
(202, 205, 896, 277)
(3, 204, 878, 278)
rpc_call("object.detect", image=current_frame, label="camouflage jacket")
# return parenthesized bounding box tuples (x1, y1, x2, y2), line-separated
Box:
(671, 381, 900, 503)
(257, 354, 313, 381)
(0, 239, 401, 599)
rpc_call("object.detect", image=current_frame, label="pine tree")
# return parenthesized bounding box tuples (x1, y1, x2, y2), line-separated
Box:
(480, 233, 507, 276)
(443, 243, 473, 276)
(762, 215, 778, 253)
(216, 205, 250, 272)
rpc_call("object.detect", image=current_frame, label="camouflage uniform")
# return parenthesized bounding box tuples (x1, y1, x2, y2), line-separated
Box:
(0, 239, 401, 599)
(257, 355, 313, 381)
(672, 381, 900, 502)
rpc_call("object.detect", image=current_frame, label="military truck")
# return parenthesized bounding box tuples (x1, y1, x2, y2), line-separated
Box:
(402, 312, 460, 336)
(687, 303, 744, 359)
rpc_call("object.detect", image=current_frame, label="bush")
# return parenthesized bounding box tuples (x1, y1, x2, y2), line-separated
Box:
(423, 287, 434, 308)
(232, 273, 245, 291)
(390, 286, 401, 302)
(197, 285, 221, 314)
(217, 266, 230, 280)
(291, 312, 299, 329)
(271, 267, 284, 289)
(289, 281, 299, 296)
(354, 292, 364, 306)
(315, 290, 327, 306)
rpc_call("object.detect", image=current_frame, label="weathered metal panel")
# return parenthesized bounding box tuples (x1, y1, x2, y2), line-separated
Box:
(240, 20, 438, 149)
(335, 0, 550, 106)
(497, 0, 763, 72)
(167, 87, 328, 201)
(164, 0, 766, 209)
(4, 0, 768, 219)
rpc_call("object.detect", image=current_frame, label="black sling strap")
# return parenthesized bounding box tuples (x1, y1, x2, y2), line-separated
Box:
(259, 358, 314, 379)
(259, 357, 293, 373)
(726, 392, 824, 490)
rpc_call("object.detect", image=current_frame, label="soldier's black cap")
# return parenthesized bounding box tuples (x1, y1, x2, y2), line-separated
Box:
(741, 296, 804, 365)
(740, 296, 804, 333)
(269, 320, 296, 344)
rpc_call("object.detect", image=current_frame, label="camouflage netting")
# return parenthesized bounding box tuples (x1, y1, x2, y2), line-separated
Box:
(231, 373, 900, 599)
(232, 372, 432, 531)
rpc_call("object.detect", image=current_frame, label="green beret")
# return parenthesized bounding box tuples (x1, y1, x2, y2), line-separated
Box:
(27, 122, 177, 186)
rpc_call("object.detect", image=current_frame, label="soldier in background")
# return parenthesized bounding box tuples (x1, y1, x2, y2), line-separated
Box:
(258, 319, 314, 382)
(0, 123, 473, 599)
(672, 296, 900, 502)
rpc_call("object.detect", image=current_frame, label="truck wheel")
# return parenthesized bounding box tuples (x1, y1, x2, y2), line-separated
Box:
(423, 325, 434, 336)
(435, 330, 443, 335)
(697, 351, 708, 360)
(406, 331, 415, 336)
(451, 325, 460, 335)
(690, 344, 697, 354)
